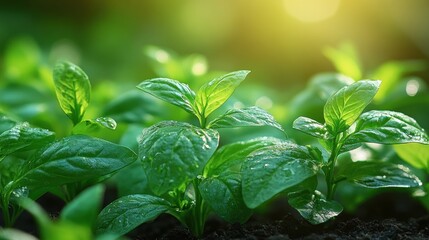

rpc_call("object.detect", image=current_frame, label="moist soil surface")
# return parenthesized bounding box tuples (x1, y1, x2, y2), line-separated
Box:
(11, 191, 429, 240)
(129, 192, 429, 240)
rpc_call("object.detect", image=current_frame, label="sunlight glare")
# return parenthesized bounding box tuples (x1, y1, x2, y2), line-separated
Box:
(283, 0, 341, 23)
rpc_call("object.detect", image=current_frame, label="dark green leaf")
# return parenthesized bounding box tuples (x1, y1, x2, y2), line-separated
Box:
(208, 106, 284, 133)
(53, 62, 91, 125)
(14, 135, 136, 189)
(337, 161, 422, 188)
(242, 141, 319, 208)
(293, 117, 332, 139)
(345, 111, 429, 147)
(139, 121, 219, 195)
(137, 78, 196, 115)
(394, 143, 429, 170)
(196, 70, 250, 118)
(204, 137, 283, 178)
(0, 122, 55, 158)
(288, 190, 343, 224)
(96, 194, 171, 236)
(324, 80, 380, 133)
(199, 178, 251, 223)
(60, 185, 105, 228)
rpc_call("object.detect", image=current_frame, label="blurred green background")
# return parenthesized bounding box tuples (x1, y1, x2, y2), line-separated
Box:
(1, 0, 429, 88)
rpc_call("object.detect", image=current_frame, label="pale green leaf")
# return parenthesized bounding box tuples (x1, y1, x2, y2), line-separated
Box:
(196, 70, 250, 118)
(53, 62, 91, 125)
(394, 143, 429, 170)
(324, 80, 380, 133)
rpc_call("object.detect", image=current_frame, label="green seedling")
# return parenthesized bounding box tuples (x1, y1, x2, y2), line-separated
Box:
(96, 71, 285, 237)
(242, 80, 428, 224)
(0, 62, 137, 227)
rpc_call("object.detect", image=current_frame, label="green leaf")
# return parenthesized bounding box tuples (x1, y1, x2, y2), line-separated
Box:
(323, 42, 362, 80)
(53, 62, 91, 125)
(137, 78, 196, 115)
(288, 190, 343, 224)
(293, 116, 332, 139)
(394, 143, 429, 170)
(14, 135, 136, 189)
(0, 114, 16, 134)
(199, 178, 251, 223)
(324, 80, 380, 133)
(242, 141, 319, 208)
(72, 117, 117, 135)
(0, 122, 55, 158)
(196, 70, 250, 118)
(139, 121, 219, 195)
(207, 106, 284, 132)
(200, 138, 282, 223)
(60, 185, 105, 228)
(344, 111, 429, 147)
(204, 137, 283, 178)
(96, 194, 171, 236)
(337, 161, 422, 188)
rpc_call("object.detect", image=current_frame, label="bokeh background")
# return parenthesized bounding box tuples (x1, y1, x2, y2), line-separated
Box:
(1, 0, 429, 89)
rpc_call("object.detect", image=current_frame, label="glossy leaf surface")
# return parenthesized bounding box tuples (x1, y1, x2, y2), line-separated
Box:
(324, 80, 380, 133)
(337, 161, 421, 188)
(242, 141, 319, 208)
(14, 135, 136, 189)
(345, 110, 429, 146)
(208, 106, 284, 132)
(288, 190, 343, 224)
(139, 121, 219, 195)
(53, 62, 91, 125)
(196, 70, 249, 118)
(293, 116, 332, 139)
(0, 123, 55, 158)
(137, 78, 196, 115)
(96, 194, 171, 236)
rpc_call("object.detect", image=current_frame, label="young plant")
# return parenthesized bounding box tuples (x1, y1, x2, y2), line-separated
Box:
(8, 185, 123, 240)
(242, 80, 429, 224)
(96, 71, 285, 237)
(0, 62, 137, 227)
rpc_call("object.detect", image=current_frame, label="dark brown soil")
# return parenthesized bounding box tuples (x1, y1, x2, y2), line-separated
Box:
(129, 192, 429, 240)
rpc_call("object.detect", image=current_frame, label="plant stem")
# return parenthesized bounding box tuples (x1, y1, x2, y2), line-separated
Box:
(326, 135, 339, 200)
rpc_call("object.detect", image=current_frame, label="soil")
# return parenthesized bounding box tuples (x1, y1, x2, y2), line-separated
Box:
(129, 192, 429, 240)
(9, 191, 429, 240)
